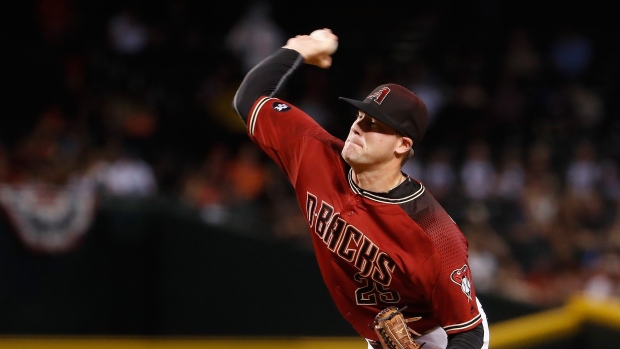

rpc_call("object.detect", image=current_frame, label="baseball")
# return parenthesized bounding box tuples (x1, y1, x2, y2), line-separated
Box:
(310, 29, 338, 55)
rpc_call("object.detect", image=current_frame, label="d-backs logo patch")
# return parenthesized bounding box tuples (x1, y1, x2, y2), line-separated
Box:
(366, 86, 391, 105)
(450, 264, 473, 301)
(272, 102, 291, 112)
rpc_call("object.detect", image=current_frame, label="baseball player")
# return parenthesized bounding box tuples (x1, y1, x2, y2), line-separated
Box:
(232, 28, 490, 349)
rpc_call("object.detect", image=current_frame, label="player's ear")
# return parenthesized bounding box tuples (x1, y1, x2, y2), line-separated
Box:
(395, 136, 413, 155)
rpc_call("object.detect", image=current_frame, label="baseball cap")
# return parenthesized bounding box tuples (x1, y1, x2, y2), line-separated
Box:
(339, 83, 429, 147)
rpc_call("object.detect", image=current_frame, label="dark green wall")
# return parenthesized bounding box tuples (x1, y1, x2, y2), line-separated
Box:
(0, 196, 540, 336)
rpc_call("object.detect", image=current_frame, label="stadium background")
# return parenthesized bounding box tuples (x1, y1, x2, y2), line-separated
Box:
(2, 0, 620, 347)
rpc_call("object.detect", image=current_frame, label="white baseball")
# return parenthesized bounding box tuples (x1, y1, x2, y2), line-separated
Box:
(310, 29, 338, 55)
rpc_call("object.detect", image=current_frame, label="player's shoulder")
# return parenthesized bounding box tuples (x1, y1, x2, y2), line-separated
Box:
(252, 96, 289, 113)
(409, 188, 466, 241)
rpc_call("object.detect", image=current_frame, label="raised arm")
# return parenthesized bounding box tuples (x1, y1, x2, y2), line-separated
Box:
(232, 29, 338, 123)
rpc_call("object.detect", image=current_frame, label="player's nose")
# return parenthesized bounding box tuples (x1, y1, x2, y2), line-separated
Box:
(350, 120, 362, 135)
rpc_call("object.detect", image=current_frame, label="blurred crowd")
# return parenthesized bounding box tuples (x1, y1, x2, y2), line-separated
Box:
(4, 0, 620, 307)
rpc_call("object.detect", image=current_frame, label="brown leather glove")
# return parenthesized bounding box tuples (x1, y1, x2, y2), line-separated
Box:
(373, 306, 423, 349)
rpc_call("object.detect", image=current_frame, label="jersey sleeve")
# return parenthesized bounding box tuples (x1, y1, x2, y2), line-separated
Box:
(246, 96, 343, 185)
(432, 259, 483, 334)
(411, 197, 483, 335)
(429, 228, 483, 335)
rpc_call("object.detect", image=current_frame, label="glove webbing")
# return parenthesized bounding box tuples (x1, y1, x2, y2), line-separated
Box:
(375, 306, 424, 349)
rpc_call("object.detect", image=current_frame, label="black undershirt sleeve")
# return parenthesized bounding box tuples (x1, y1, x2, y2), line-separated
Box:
(446, 323, 484, 349)
(232, 48, 304, 123)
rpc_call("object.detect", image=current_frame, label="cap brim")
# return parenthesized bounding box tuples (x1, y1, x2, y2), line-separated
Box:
(338, 97, 401, 134)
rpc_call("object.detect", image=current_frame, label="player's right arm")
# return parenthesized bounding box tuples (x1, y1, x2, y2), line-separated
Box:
(232, 48, 304, 123)
(232, 29, 338, 123)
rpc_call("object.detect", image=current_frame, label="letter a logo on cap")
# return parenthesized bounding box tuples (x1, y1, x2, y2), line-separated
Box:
(367, 86, 390, 105)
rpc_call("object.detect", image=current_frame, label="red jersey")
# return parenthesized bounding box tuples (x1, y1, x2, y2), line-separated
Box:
(246, 96, 483, 341)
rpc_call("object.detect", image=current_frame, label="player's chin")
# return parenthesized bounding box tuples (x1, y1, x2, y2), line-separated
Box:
(341, 143, 355, 156)
(341, 145, 361, 164)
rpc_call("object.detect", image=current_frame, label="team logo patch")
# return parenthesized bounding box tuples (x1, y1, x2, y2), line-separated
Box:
(450, 265, 472, 301)
(272, 102, 291, 112)
(367, 86, 391, 105)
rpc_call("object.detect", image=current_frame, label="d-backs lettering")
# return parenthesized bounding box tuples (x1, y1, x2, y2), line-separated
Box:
(305, 192, 395, 287)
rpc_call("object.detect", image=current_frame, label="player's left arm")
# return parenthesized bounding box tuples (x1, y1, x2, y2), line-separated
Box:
(420, 236, 485, 347)
(436, 262, 486, 349)
(447, 323, 484, 349)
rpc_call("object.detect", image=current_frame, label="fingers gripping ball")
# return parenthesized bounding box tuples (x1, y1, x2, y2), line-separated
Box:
(310, 28, 338, 55)
(374, 306, 423, 349)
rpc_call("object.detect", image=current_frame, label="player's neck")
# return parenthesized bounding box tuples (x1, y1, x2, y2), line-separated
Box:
(352, 169, 406, 193)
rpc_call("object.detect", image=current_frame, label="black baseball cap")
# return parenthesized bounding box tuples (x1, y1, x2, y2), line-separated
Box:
(339, 83, 429, 147)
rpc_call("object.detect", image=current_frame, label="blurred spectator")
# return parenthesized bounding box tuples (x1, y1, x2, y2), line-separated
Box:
(101, 94, 159, 143)
(506, 142, 561, 276)
(36, 0, 78, 46)
(89, 140, 158, 197)
(502, 27, 542, 82)
(220, 141, 271, 235)
(461, 201, 510, 293)
(488, 75, 526, 135)
(491, 144, 526, 233)
(520, 142, 561, 235)
(195, 61, 249, 135)
(566, 84, 605, 131)
(600, 157, 620, 203)
(225, 141, 269, 203)
(422, 146, 456, 203)
(491, 28, 541, 139)
(565, 139, 602, 198)
(402, 157, 425, 184)
(108, 6, 150, 55)
(296, 69, 340, 134)
(582, 245, 620, 300)
(10, 105, 85, 186)
(407, 63, 447, 129)
(549, 28, 593, 81)
(493, 144, 525, 203)
(353, 57, 389, 103)
(460, 139, 496, 201)
(224, 0, 286, 73)
(270, 193, 313, 250)
(179, 143, 231, 225)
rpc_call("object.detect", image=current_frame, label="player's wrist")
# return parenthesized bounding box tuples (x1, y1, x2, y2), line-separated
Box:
(282, 34, 335, 69)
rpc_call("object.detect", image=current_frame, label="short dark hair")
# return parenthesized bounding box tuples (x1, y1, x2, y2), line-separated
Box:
(401, 148, 414, 166)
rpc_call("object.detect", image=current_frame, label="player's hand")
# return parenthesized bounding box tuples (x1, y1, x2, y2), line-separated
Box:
(283, 29, 338, 69)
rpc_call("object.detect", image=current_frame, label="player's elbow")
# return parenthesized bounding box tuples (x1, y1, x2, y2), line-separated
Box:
(232, 87, 251, 124)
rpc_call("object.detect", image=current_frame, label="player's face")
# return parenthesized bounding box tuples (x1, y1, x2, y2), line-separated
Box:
(341, 111, 402, 168)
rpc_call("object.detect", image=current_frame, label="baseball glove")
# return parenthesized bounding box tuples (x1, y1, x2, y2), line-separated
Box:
(373, 306, 423, 349)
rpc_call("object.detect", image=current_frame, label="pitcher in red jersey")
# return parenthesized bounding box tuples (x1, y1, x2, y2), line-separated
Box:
(232, 28, 489, 349)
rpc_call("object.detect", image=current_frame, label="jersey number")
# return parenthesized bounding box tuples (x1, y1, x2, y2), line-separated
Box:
(354, 273, 400, 305)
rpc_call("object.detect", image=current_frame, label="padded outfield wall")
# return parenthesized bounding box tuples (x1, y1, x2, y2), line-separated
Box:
(1, 196, 618, 348)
